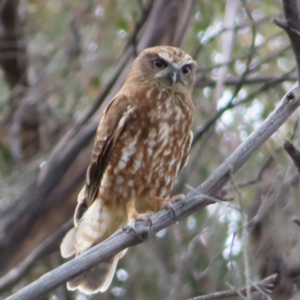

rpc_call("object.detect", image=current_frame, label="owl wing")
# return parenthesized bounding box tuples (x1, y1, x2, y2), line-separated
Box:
(74, 94, 132, 225)
(179, 130, 193, 172)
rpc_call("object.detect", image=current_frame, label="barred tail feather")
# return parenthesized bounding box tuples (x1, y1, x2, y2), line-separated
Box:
(100, 248, 127, 291)
(67, 250, 126, 294)
(67, 256, 114, 293)
(60, 199, 128, 294)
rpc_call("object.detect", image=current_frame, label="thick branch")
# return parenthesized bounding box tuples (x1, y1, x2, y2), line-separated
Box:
(188, 273, 277, 300)
(6, 86, 300, 300)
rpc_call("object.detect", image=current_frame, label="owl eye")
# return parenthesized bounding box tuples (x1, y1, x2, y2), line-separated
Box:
(182, 64, 192, 74)
(152, 59, 168, 69)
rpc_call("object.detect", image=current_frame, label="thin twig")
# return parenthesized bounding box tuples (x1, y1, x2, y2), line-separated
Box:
(230, 118, 299, 189)
(242, 214, 251, 299)
(291, 216, 300, 227)
(192, 66, 296, 146)
(60, 0, 81, 57)
(233, 155, 274, 189)
(197, 32, 288, 73)
(188, 273, 277, 300)
(193, 15, 277, 60)
(195, 73, 297, 88)
(283, 140, 300, 172)
(212, 0, 239, 103)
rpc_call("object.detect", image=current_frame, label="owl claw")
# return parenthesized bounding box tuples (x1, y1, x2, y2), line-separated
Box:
(170, 194, 186, 205)
(161, 201, 176, 217)
(123, 214, 152, 240)
(161, 194, 185, 217)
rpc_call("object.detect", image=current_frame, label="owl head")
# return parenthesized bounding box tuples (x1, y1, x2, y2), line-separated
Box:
(129, 46, 196, 91)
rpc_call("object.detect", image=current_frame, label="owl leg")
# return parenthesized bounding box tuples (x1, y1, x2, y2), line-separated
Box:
(156, 196, 180, 217)
(123, 201, 152, 236)
(135, 195, 186, 218)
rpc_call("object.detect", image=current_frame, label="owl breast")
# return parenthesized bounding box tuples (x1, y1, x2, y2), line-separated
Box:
(98, 89, 194, 211)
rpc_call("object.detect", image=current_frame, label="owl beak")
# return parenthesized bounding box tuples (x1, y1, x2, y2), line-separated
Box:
(167, 71, 178, 85)
(172, 72, 178, 85)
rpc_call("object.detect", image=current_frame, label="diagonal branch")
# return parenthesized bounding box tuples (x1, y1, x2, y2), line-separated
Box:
(6, 86, 300, 300)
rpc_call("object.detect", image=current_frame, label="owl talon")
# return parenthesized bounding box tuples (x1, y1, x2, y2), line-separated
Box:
(161, 194, 186, 217)
(170, 194, 186, 205)
(125, 214, 152, 239)
(161, 201, 176, 218)
(122, 225, 131, 232)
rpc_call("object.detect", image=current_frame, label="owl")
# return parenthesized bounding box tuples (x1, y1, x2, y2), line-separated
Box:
(60, 46, 196, 294)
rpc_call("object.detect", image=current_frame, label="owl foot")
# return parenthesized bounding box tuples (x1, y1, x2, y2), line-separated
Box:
(160, 201, 176, 217)
(123, 214, 152, 240)
(170, 194, 186, 205)
(161, 194, 185, 217)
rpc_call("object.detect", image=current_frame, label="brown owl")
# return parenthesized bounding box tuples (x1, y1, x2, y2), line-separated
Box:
(60, 46, 196, 294)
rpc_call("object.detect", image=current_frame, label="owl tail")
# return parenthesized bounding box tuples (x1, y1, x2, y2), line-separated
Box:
(60, 200, 127, 294)
(66, 249, 127, 294)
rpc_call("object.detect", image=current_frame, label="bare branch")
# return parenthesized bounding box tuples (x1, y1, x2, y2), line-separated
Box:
(192, 66, 296, 146)
(283, 140, 300, 172)
(291, 216, 300, 227)
(195, 73, 297, 88)
(123, 0, 155, 52)
(231, 155, 274, 189)
(212, 0, 239, 102)
(197, 37, 289, 73)
(187, 273, 277, 300)
(230, 118, 300, 189)
(60, 0, 82, 58)
(193, 15, 278, 60)
(274, 0, 300, 82)
(5, 86, 300, 300)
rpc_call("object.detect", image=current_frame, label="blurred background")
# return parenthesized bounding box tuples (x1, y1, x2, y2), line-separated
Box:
(0, 0, 300, 299)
